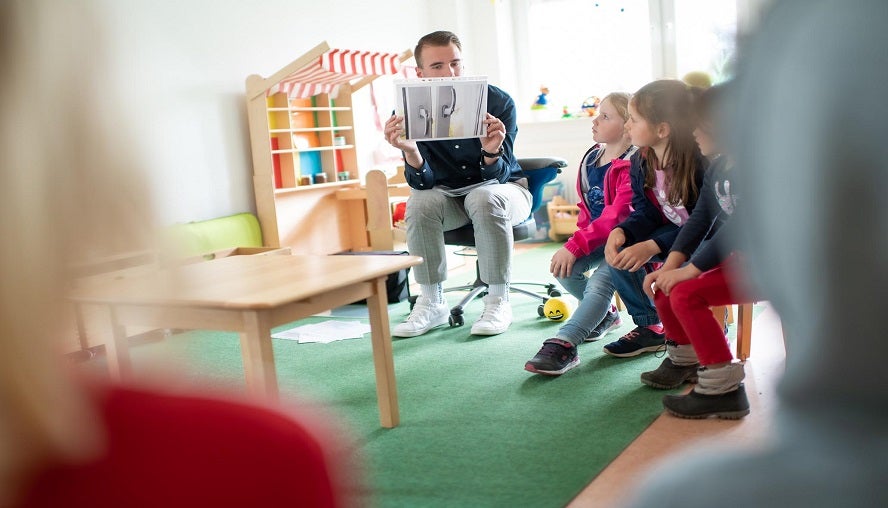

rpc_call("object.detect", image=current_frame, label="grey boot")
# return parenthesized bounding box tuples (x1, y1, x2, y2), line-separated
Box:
(640, 341, 700, 389)
(696, 362, 745, 395)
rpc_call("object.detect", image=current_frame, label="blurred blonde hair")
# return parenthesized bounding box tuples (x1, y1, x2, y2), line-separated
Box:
(682, 70, 713, 90)
(601, 92, 631, 123)
(0, 0, 155, 502)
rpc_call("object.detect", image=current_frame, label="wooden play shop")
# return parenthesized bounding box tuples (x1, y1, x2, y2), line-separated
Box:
(245, 41, 411, 254)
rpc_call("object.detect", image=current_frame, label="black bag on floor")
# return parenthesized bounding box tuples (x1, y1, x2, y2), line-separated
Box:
(335, 250, 412, 304)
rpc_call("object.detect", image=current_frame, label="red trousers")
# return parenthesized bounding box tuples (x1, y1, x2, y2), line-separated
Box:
(653, 257, 754, 366)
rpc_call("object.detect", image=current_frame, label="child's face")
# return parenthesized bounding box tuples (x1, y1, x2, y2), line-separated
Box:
(592, 99, 627, 144)
(693, 125, 717, 157)
(625, 102, 659, 148)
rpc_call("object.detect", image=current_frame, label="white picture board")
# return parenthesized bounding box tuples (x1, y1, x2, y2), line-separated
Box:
(394, 76, 488, 141)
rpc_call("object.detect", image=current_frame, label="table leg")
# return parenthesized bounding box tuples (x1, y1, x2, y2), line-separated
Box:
(104, 306, 132, 381)
(73, 302, 90, 350)
(366, 276, 400, 428)
(736, 303, 754, 361)
(240, 310, 279, 400)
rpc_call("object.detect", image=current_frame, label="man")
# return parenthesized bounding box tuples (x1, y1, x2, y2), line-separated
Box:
(384, 31, 531, 337)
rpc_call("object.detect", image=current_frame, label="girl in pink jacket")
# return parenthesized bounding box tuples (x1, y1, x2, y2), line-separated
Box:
(525, 92, 637, 376)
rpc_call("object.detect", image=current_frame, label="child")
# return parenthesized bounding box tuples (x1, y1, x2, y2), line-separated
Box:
(524, 92, 637, 375)
(603, 79, 707, 358)
(639, 83, 755, 419)
(0, 2, 353, 506)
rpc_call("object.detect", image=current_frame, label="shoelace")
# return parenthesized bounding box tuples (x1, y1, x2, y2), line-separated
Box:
(406, 301, 440, 323)
(618, 328, 668, 356)
(620, 329, 641, 341)
(478, 301, 505, 322)
(655, 339, 677, 359)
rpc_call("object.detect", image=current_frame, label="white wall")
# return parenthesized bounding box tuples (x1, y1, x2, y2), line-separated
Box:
(87, 0, 524, 226)
(90, 0, 415, 224)
(87, 1, 765, 226)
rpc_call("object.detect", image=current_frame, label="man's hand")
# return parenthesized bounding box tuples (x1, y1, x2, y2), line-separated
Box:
(550, 247, 577, 279)
(384, 115, 418, 153)
(481, 113, 506, 155)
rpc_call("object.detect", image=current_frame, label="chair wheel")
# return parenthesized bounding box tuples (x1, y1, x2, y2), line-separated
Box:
(538, 304, 546, 317)
(449, 314, 464, 327)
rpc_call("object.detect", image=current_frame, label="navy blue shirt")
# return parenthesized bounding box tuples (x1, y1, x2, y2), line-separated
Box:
(671, 155, 738, 271)
(403, 84, 524, 190)
(618, 150, 708, 254)
(585, 160, 608, 219)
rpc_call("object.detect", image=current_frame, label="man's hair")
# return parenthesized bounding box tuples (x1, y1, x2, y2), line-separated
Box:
(414, 31, 461, 69)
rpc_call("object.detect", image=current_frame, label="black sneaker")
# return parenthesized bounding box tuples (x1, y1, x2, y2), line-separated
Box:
(640, 358, 700, 389)
(662, 383, 750, 419)
(603, 326, 666, 357)
(585, 309, 623, 342)
(524, 339, 579, 376)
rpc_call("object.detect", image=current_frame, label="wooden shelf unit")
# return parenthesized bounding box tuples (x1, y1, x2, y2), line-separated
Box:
(264, 93, 358, 189)
(245, 41, 412, 254)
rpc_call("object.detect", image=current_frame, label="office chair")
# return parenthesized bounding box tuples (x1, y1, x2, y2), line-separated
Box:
(438, 156, 568, 327)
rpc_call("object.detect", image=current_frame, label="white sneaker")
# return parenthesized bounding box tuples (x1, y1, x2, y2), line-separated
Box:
(392, 297, 450, 337)
(471, 295, 512, 335)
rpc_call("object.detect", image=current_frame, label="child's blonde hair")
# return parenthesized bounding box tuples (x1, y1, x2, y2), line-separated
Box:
(1, 1, 155, 502)
(601, 92, 631, 122)
(630, 79, 700, 206)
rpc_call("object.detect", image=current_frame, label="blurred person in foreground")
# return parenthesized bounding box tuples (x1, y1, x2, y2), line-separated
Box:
(623, 0, 888, 506)
(0, 1, 355, 506)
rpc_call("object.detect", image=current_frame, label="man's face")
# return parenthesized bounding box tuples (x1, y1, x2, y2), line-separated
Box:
(416, 43, 463, 78)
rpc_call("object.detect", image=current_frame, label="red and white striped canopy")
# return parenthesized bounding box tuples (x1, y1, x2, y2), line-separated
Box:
(268, 49, 402, 99)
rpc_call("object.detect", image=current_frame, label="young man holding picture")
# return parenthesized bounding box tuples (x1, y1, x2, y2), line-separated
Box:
(384, 30, 530, 337)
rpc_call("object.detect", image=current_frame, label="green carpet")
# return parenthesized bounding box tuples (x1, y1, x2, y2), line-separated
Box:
(80, 243, 755, 507)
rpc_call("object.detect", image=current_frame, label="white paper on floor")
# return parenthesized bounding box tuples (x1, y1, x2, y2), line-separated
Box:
(271, 320, 371, 344)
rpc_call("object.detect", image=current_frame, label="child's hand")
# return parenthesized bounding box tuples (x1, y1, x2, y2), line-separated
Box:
(604, 228, 626, 265)
(550, 247, 577, 279)
(610, 240, 660, 272)
(643, 269, 662, 299)
(650, 264, 703, 296)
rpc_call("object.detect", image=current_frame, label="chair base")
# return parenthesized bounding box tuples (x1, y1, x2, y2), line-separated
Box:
(438, 261, 562, 327)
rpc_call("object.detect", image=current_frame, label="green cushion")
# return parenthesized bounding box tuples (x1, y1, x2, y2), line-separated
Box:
(164, 213, 263, 258)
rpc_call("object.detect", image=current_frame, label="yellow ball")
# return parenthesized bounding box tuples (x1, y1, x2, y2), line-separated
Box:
(544, 297, 573, 321)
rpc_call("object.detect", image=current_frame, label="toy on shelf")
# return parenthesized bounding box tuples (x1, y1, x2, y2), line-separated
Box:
(531, 86, 550, 110)
(581, 95, 601, 117)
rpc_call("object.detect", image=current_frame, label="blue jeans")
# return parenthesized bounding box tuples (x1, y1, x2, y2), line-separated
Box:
(608, 224, 676, 327)
(554, 246, 616, 346)
(609, 263, 660, 326)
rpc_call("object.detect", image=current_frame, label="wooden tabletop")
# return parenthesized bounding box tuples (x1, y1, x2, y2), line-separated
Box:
(70, 254, 422, 309)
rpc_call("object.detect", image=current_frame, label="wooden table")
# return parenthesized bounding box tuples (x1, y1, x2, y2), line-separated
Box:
(70, 253, 422, 428)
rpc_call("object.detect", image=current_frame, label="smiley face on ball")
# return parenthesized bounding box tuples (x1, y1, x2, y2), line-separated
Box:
(543, 298, 572, 321)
